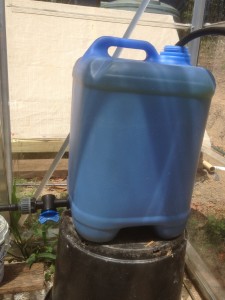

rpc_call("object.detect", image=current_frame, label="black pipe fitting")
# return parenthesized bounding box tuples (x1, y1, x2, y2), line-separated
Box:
(0, 194, 70, 215)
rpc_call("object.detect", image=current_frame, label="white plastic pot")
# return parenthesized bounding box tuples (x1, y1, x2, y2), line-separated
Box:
(0, 215, 10, 283)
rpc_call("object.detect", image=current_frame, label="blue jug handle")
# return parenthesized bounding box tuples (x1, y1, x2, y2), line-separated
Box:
(83, 36, 159, 62)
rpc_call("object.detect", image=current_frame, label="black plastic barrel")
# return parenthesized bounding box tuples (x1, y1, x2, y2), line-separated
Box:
(161, 0, 186, 13)
(101, 0, 180, 22)
(71, 0, 100, 6)
(46, 211, 187, 300)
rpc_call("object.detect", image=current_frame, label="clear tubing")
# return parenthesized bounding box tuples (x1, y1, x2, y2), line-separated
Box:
(214, 166, 225, 171)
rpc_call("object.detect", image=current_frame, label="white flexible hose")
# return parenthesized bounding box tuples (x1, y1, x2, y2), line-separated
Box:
(113, 0, 151, 58)
(214, 166, 225, 171)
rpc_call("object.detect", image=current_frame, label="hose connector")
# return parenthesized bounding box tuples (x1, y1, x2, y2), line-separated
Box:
(19, 197, 36, 214)
(38, 194, 60, 224)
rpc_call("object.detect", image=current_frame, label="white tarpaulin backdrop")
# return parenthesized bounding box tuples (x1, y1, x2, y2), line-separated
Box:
(6, 0, 179, 140)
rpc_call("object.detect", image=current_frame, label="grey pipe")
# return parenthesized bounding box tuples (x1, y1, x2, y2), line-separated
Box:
(0, 0, 12, 201)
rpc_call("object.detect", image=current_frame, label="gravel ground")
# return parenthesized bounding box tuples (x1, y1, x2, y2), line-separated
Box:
(0, 282, 52, 300)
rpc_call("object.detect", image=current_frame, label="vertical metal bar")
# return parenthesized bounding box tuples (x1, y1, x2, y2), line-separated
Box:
(0, 0, 12, 202)
(189, 0, 207, 66)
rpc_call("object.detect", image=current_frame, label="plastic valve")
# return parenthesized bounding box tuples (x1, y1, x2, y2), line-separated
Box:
(39, 210, 60, 224)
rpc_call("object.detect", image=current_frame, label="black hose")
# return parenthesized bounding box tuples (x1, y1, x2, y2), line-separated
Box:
(0, 204, 19, 212)
(0, 197, 69, 213)
(176, 27, 225, 46)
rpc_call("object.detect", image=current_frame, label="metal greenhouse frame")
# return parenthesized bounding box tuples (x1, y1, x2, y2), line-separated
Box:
(1, 0, 225, 299)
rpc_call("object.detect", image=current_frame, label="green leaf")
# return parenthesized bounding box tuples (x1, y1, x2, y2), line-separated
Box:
(36, 252, 57, 261)
(26, 253, 37, 267)
(45, 246, 54, 253)
(45, 271, 52, 282)
(44, 263, 56, 281)
(49, 264, 55, 273)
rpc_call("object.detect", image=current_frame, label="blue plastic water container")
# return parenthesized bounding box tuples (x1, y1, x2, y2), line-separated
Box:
(68, 36, 215, 242)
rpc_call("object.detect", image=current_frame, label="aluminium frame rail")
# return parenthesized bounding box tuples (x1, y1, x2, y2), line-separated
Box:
(1, 0, 225, 298)
(0, 0, 12, 209)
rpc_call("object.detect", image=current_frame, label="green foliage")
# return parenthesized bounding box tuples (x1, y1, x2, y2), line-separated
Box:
(205, 0, 225, 23)
(180, 0, 194, 23)
(45, 264, 55, 282)
(205, 216, 225, 244)
(8, 181, 59, 269)
(24, 220, 58, 267)
(10, 182, 24, 257)
(26, 251, 57, 267)
(180, 0, 225, 24)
